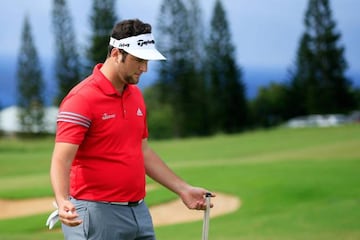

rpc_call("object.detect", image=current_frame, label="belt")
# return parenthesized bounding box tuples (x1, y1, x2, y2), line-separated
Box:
(100, 199, 144, 206)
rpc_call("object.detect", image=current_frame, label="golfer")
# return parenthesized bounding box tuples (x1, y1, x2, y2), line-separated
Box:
(50, 19, 215, 240)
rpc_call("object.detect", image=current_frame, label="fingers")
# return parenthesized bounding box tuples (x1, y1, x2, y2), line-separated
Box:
(196, 201, 208, 210)
(192, 193, 215, 210)
(193, 200, 213, 210)
(56, 200, 83, 227)
(59, 209, 82, 227)
(199, 191, 215, 210)
(181, 187, 216, 211)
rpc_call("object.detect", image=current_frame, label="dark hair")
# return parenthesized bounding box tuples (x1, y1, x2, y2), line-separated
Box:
(107, 19, 152, 58)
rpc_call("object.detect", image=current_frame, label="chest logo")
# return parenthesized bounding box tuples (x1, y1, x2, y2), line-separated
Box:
(102, 113, 116, 120)
(136, 108, 143, 116)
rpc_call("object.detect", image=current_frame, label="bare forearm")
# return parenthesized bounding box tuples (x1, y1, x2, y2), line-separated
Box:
(50, 143, 78, 204)
(142, 139, 214, 210)
(143, 146, 215, 210)
(144, 147, 189, 196)
(50, 157, 71, 203)
(49, 143, 82, 226)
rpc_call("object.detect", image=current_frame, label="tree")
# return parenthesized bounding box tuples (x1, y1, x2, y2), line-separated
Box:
(249, 82, 289, 127)
(206, 0, 247, 133)
(156, 0, 209, 137)
(289, 0, 356, 115)
(52, 0, 81, 105)
(353, 87, 360, 110)
(85, 0, 118, 74)
(287, 34, 314, 116)
(16, 16, 45, 134)
(184, 0, 211, 136)
(143, 86, 174, 139)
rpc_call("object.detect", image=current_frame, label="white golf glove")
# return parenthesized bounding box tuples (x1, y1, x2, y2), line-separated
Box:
(45, 209, 59, 230)
(45, 201, 59, 230)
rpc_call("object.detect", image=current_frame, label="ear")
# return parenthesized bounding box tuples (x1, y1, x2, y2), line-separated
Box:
(110, 48, 120, 58)
(110, 48, 124, 64)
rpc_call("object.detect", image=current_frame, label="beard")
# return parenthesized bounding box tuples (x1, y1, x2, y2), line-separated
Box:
(124, 75, 139, 85)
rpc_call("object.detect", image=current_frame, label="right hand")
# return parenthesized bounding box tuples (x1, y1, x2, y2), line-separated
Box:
(58, 199, 82, 227)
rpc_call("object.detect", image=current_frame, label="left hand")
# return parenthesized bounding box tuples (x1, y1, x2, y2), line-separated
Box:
(179, 185, 216, 210)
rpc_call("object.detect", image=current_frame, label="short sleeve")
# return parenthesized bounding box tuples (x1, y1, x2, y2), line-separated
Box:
(55, 93, 92, 145)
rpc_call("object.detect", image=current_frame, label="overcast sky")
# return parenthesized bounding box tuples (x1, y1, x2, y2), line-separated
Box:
(1, 0, 359, 69)
(0, 0, 359, 104)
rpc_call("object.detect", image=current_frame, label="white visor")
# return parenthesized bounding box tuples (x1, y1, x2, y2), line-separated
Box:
(109, 33, 166, 60)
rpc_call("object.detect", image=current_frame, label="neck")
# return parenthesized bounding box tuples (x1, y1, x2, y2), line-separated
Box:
(100, 59, 126, 94)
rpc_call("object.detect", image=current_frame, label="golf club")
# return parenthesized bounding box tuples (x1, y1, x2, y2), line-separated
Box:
(202, 192, 212, 240)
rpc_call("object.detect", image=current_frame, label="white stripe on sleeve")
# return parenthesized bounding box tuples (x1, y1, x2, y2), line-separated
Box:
(57, 111, 91, 128)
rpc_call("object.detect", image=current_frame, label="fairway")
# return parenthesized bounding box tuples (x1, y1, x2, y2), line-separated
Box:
(0, 125, 359, 240)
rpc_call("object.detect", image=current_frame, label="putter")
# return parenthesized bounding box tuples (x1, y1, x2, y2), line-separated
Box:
(202, 192, 212, 240)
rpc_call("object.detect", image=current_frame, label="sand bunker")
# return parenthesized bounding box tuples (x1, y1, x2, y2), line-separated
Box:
(0, 193, 240, 226)
(0, 186, 240, 226)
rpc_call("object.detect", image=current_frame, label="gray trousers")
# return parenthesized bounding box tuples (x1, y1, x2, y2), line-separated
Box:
(62, 197, 156, 240)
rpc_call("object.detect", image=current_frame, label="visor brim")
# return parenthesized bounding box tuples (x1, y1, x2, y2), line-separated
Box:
(125, 49, 166, 61)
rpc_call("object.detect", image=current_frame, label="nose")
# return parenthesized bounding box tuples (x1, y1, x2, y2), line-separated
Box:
(139, 61, 148, 72)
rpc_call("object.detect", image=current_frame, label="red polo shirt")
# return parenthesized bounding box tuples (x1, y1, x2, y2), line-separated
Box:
(56, 64, 148, 202)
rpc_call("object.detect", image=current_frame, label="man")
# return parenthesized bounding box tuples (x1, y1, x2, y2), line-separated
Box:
(50, 19, 215, 240)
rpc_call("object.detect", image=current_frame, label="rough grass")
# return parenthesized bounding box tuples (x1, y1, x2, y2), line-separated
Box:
(0, 124, 359, 239)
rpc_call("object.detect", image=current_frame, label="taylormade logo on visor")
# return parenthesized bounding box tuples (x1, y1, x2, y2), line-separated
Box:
(137, 39, 155, 47)
(109, 33, 166, 60)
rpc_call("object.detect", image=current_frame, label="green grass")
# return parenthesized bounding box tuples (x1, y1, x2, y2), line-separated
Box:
(0, 125, 359, 239)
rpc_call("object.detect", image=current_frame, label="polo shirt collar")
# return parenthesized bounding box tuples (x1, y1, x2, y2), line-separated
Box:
(93, 63, 131, 96)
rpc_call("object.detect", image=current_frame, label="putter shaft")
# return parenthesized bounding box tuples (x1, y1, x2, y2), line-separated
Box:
(202, 193, 211, 240)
